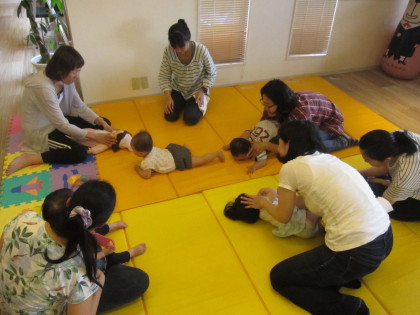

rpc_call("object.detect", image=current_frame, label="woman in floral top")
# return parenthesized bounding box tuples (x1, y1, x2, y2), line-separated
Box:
(0, 180, 149, 314)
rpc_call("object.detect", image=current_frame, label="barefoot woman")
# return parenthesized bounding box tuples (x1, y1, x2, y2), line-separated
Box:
(6, 46, 116, 176)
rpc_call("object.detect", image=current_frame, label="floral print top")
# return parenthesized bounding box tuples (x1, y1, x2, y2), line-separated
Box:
(0, 211, 98, 314)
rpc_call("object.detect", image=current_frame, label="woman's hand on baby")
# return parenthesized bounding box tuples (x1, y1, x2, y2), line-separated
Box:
(87, 130, 116, 146)
(240, 193, 265, 209)
(247, 142, 266, 159)
(94, 117, 114, 132)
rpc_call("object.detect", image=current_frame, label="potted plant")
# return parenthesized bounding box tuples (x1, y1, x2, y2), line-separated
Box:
(18, 0, 65, 68)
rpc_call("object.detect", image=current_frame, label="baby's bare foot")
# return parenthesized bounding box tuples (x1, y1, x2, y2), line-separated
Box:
(108, 221, 128, 232)
(217, 150, 225, 162)
(128, 243, 146, 258)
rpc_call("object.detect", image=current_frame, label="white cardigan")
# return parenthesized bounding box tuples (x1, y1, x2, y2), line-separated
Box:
(21, 72, 98, 152)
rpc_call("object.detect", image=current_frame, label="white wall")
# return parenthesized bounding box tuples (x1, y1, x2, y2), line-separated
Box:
(66, 0, 408, 104)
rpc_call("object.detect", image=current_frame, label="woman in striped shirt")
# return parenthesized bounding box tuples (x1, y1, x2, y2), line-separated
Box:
(360, 129, 420, 221)
(158, 19, 216, 126)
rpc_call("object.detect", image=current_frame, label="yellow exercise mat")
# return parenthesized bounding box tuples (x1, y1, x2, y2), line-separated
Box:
(121, 194, 268, 314)
(341, 154, 370, 170)
(91, 100, 177, 211)
(203, 177, 387, 314)
(96, 149, 177, 212)
(235, 156, 282, 179)
(90, 100, 143, 134)
(402, 221, 420, 239)
(135, 96, 249, 197)
(362, 220, 420, 314)
(204, 86, 262, 145)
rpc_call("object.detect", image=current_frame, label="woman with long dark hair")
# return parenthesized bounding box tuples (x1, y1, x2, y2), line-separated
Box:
(249, 79, 358, 158)
(0, 180, 149, 314)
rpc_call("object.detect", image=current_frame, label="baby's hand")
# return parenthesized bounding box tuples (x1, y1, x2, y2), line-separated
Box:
(247, 164, 257, 174)
(222, 144, 230, 151)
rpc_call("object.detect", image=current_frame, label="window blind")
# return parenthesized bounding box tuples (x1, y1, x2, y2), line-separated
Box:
(289, 0, 338, 57)
(199, 0, 250, 64)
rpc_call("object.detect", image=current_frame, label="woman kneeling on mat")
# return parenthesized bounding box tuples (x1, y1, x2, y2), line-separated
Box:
(241, 120, 392, 315)
(359, 129, 420, 221)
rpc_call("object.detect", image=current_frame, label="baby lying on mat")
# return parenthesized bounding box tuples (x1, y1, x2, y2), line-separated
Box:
(224, 187, 320, 238)
(224, 120, 279, 174)
(131, 130, 225, 179)
(69, 129, 133, 154)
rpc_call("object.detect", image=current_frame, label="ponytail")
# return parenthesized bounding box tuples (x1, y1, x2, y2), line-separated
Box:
(43, 181, 116, 287)
(393, 131, 418, 156)
(360, 129, 418, 161)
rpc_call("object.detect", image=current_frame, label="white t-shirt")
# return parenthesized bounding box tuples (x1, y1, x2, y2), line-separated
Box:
(140, 147, 176, 173)
(278, 152, 390, 251)
(250, 120, 280, 161)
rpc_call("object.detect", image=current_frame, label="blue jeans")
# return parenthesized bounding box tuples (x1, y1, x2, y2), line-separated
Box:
(270, 226, 393, 315)
(318, 130, 347, 153)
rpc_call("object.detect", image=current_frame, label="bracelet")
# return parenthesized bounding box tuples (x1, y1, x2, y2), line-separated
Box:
(201, 87, 208, 95)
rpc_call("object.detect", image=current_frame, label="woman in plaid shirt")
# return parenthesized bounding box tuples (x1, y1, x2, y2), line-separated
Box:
(250, 79, 358, 158)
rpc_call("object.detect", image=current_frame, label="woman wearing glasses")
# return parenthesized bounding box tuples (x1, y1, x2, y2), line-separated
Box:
(249, 79, 358, 158)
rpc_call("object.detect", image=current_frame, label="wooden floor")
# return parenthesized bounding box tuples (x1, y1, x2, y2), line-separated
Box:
(1, 2, 419, 184)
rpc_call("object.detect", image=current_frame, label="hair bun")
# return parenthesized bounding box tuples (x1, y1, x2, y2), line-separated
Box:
(178, 19, 186, 24)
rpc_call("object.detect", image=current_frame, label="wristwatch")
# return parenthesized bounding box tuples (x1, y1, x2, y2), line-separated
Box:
(201, 87, 208, 95)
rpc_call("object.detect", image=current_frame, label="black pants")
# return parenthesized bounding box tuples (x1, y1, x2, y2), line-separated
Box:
(97, 264, 149, 314)
(164, 90, 202, 125)
(365, 175, 420, 221)
(95, 224, 149, 314)
(41, 116, 110, 164)
(390, 198, 420, 221)
(95, 225, 130, 267)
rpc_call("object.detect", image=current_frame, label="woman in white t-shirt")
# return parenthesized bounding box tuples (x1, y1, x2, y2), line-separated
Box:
(241, 120, 392, 315)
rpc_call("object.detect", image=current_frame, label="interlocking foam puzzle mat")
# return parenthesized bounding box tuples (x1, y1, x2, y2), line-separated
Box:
(2, 76, 418, 314)
(0, 117, 100, 211)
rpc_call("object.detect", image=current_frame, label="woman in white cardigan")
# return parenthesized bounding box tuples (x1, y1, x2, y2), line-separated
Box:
(6, 46, 116, 176)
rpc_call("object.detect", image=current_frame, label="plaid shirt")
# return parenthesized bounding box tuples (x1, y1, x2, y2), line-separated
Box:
(262, 91, 344, 138)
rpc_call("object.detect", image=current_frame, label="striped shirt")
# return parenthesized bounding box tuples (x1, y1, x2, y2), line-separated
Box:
(158, 42, 217, 100)
(384, 131, 420, 202)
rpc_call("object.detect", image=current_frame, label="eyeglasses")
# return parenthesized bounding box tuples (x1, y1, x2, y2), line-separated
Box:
(259, 98, 276, 109)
